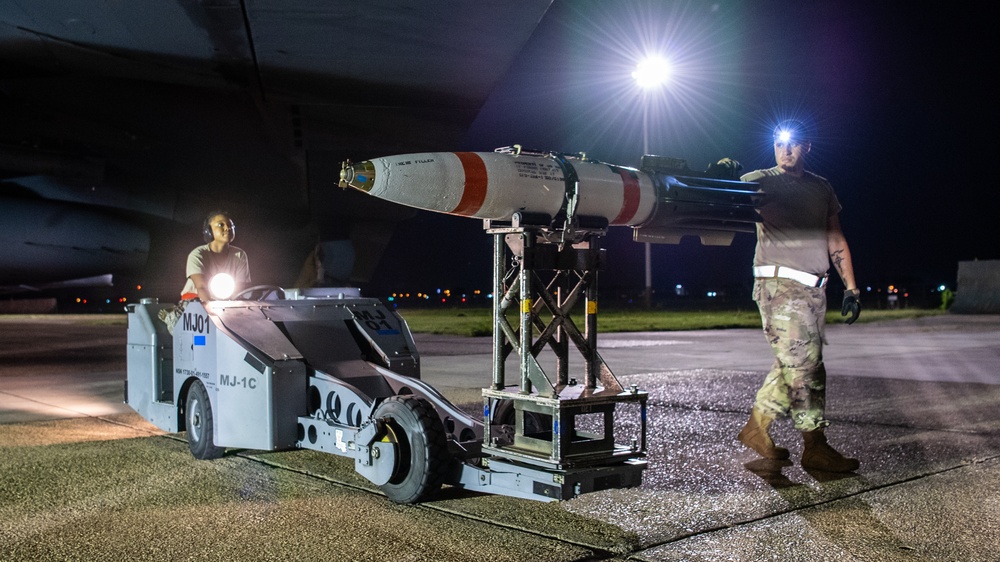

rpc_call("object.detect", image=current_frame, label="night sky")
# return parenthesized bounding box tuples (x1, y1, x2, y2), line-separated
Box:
(373, 1, 996, 304)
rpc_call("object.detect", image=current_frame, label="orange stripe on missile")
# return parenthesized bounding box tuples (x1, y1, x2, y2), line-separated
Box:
(611, 167, 640, 224)
(451, 152, 489, 216)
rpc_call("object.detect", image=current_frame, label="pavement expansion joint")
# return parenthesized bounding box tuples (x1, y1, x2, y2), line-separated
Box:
(233, 445, 640, 556)
(638, 456, 1000, 555)
(0, 390, 93, 419)
(97, 415, 165, 436)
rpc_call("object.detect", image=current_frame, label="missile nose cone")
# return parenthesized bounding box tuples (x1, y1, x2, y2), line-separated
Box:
(338, 160, 376, 192)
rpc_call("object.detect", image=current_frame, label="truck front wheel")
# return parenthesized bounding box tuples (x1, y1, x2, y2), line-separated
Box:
(186, 380, 224, 460)
(375, 396, 448, 504)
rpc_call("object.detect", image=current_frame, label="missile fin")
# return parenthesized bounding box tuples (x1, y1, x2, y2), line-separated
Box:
(633, 228, 737, 246)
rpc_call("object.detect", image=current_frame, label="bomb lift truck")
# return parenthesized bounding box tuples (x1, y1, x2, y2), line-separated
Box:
(126, 274, 648, 503)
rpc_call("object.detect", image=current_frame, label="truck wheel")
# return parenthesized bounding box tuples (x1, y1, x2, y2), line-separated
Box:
(186, 380, 224, 460)
(375, 396, 448, 504)
(233, 285, 283, 301)
(494, 399, 547, 435)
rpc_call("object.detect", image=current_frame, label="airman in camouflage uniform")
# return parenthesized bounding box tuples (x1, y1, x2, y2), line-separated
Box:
(736, 120, 862, 473)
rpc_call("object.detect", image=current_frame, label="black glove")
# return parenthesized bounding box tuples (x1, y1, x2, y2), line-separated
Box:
(704, 158, 743, 180)
(841, 289, 861, 325)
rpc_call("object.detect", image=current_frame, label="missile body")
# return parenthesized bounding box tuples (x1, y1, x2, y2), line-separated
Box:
(340, 150, 761, 244)
(340, 151, 656, 226)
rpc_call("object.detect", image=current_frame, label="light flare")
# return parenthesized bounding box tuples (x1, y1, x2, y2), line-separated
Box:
(209, 273, 235, 300)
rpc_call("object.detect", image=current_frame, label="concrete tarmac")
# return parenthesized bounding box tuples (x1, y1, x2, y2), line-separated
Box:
(1, 313, 999, 561)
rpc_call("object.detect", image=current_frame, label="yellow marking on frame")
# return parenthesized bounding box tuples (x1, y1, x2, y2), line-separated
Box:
(521, 299, 533, 313)
(587, 301, 598, 314)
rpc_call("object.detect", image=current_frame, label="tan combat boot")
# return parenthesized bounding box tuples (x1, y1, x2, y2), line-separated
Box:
(801, 430, 860, 472)
(738, 408, 790, 460)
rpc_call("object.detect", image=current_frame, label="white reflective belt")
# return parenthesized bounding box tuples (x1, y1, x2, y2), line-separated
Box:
(753, 265, 828, 288)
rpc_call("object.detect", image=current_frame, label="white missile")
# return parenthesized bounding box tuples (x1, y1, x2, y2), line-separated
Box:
(339, 148, 761, 244)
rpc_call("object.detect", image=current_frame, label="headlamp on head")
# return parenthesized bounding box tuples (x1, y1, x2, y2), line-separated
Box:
(773, 119, 809, 146)
(209, 273, 236, 300)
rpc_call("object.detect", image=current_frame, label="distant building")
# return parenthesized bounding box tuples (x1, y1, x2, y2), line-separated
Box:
(951, 260, 1000, 314)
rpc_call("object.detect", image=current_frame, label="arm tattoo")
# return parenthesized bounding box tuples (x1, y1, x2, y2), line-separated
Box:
(830, 248, 846, 275)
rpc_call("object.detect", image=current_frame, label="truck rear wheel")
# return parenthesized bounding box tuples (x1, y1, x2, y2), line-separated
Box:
(494, 399, 547, 435)
(186, 380, 224, 460)
(375, 396, 448, 504)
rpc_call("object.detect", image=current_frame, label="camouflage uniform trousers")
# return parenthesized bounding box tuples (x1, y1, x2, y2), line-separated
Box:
(156, 299, 193, 336)
(752, 277, 830, 432)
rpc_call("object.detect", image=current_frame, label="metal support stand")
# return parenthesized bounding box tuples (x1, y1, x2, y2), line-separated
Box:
(481, 217, 647, 474)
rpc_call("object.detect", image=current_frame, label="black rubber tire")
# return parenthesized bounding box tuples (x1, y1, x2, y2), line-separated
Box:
(375, 396, 448, 504)
(493, 399, 547, 435)
(186, 380, 224, 460)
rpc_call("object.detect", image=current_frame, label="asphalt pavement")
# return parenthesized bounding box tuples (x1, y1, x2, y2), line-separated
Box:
(1, 313, 998, 561)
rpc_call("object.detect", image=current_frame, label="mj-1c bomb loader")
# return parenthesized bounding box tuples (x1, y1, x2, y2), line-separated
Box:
(126, 148, 760, 503)
(126, 286, 646, 503)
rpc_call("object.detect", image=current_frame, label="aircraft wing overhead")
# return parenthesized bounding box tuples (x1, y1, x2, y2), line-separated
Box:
(0, 1, 552, 141)
(250, 2, 549, 105)
(0, 1, 554, 294)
